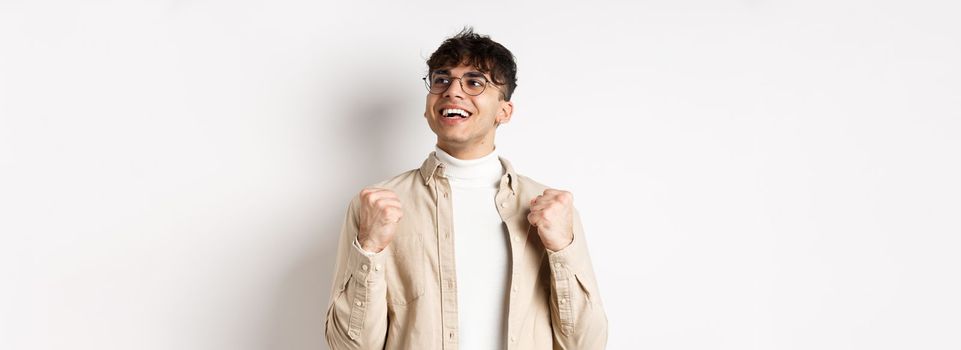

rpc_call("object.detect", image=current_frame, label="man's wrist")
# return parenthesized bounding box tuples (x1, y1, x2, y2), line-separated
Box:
(544, 237, 573, 252)
(358, 237, 386, 253)
(542, 230, 574, 252)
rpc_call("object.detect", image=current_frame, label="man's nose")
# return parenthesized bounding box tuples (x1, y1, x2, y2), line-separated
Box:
(443, 78, 466, 99)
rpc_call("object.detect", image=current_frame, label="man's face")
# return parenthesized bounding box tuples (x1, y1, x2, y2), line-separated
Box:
(423, 64, 513, 155)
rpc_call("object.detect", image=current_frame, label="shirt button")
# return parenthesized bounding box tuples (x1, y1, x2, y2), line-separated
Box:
(513, 235, 519, 242)
(559, 299, 566, 305)
(512, 286, 518, 292)
(374, 264, 382, 271)
(500, 202, 508, 207)
(361, 264, 368, 271)
(510, 336, 515, 342)
(348, 330, 357, 339)
(443, 191, 448, 198)
(355, 300, 362, 306)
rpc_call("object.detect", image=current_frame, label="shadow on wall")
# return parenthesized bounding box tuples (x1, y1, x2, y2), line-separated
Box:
(263, 64, 413, 350)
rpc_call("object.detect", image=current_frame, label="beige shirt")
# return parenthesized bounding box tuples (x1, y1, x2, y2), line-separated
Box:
(325, 152, 608, 350)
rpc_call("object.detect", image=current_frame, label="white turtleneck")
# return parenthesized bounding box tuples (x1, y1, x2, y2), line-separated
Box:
(434, 146, 510, 350)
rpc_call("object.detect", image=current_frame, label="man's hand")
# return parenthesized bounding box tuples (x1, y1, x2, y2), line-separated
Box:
(528, 189, 575, 251)
(357, 188, 403, 253)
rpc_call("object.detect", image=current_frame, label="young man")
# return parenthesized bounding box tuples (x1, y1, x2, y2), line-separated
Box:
(325, 28, 608, 350)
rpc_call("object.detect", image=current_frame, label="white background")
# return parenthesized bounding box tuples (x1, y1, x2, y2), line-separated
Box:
(2, 0, 959, 349)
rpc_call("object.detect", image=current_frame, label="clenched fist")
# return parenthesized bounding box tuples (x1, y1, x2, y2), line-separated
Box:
(528, 189, 575, 251)
(357, 188, 403, 253)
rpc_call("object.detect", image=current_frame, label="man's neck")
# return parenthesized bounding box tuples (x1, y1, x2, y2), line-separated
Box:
(435, 142, 495, 160)
(434, 145, 503, 186)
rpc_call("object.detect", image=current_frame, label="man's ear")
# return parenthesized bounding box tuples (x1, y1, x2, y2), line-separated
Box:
(496, 100, 514, 125)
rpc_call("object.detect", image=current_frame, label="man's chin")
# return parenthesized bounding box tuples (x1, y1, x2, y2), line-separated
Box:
(436, 134, 472, 146)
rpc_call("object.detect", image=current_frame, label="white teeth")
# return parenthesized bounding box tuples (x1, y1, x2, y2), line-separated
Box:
(442, 108, 469, 118)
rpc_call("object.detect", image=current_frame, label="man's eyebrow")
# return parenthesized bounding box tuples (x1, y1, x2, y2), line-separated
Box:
(430, 69, 488, 78)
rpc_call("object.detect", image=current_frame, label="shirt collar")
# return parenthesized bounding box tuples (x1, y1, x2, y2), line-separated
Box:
(433, 146, 502, 182)
(419, 150, 518, 193)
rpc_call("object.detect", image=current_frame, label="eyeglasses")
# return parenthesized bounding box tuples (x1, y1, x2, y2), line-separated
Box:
(422, 72, 500, 96)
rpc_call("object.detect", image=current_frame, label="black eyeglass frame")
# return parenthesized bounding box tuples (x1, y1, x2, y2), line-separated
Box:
(421, 73, 504, 97)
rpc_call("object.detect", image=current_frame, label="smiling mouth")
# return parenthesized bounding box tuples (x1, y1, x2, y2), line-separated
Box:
(441, 108, 471, 118)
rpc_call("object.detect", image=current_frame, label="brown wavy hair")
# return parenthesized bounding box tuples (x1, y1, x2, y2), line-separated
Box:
(426, 27, 518, 101)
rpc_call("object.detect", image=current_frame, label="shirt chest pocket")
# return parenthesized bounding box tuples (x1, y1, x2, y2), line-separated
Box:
(384, 234, 427, 306)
